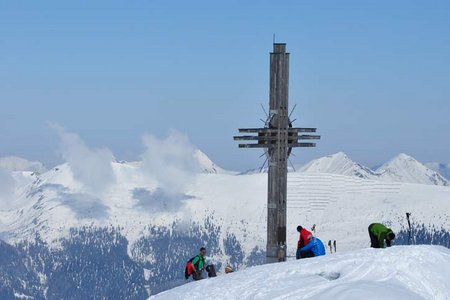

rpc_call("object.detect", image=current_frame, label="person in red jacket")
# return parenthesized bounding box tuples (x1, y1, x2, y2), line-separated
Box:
(296, 225, 313, 259)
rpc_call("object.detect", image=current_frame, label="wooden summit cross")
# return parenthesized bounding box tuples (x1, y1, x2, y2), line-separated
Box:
(233, 43, 320, 263)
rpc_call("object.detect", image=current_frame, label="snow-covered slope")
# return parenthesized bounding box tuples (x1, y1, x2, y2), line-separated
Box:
(1, 160, 450, 253)
(298, 152, 376, 179)
(426, 162, 450, 181)
(299, 152, 449, 186)
(1, 153, 450, 297)
(0, 156, 47, 173)
(377, 153, 448, 186)
(151, 245, 450, 300)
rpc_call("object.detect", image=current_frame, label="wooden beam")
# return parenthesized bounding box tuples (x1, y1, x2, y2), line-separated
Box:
(297, 135, 321, 140)
(234, 135, 320, 141)
(238, 142, 316, 148)
(238, 127, 317, 133)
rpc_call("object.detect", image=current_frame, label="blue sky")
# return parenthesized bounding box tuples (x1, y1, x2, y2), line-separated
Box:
(1, 0, 449, 171)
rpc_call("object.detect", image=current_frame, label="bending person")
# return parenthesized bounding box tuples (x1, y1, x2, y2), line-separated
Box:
(368, 223, 395, 248)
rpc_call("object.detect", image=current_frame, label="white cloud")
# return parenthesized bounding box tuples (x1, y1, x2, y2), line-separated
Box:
(0, 169, 16, 209)
(140, 130, 200, 199)
(0, 156, 47, 173)
(50, 123, 115, 194)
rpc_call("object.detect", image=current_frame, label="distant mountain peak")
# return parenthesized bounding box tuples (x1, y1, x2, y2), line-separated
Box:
(376, 154, 448, 186)
(299, 152, 376, 179)
(193, 149, 226, 174)
(391, 153, 416, 162)
(300, 152, 449, 186)
(330, 151, 348, 158)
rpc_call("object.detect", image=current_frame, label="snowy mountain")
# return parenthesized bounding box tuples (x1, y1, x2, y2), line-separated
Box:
(0, 150, 449, 298)
(298, 152, 377, 179)
(426, 162, 450, 181)
(151, 245, 450, 300)
(0, 156, 47, 173)
(299, 152, 449, 186)
(193, 149, 228, 174)
(377, 153, 449, 186)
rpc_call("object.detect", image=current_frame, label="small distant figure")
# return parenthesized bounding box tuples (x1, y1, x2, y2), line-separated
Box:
(297, 237, 326, 259)
(224, 265, 233, 274)
(311, 224, 316, 234)
(296, 225, 313, 259)
(333, 240, 336, 252)
(328, 240, 332, 253)
(185, 247, 208, 280)
(368, 223, 396, 248)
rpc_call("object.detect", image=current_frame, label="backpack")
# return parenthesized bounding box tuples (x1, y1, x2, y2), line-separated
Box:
(184, 256, 196, 279)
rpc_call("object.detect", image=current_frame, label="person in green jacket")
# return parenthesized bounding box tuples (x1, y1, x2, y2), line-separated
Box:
(368, 223, 396, 248)
(185, 247, 206, 280)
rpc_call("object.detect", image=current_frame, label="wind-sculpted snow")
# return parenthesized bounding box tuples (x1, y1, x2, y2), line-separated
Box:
(150, 245, 450, 300)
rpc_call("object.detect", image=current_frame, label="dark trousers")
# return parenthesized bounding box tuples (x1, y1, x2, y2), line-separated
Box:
(296, 248, 314, 259)
(368, 225, 380, 248)
(192, 272, 202, 281)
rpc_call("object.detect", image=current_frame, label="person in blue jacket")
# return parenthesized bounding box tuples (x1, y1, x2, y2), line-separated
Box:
(297, 237, 326, 258)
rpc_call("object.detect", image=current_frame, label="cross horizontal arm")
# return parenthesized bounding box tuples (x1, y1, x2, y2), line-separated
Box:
(238, 127, 317, 133)
(298, 135, 321, 140)
(238, 143, 316, 148)
(234, 135, 320, 141)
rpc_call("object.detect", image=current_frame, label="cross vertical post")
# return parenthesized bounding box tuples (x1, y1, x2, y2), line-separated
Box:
(233, 43, 320, 263)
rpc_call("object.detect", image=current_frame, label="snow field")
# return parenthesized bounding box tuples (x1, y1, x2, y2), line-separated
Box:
(150, 245, 450, 300)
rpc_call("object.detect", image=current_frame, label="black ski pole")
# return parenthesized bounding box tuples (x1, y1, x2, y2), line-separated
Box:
(406, 212, 412, 245)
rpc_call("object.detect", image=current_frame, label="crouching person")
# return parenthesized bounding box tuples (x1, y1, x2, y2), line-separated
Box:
(297, 237, 326, 259)
(185, 247, 217, 281)
(368, 223, 395, 248)
(185, 247, 207, 280)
